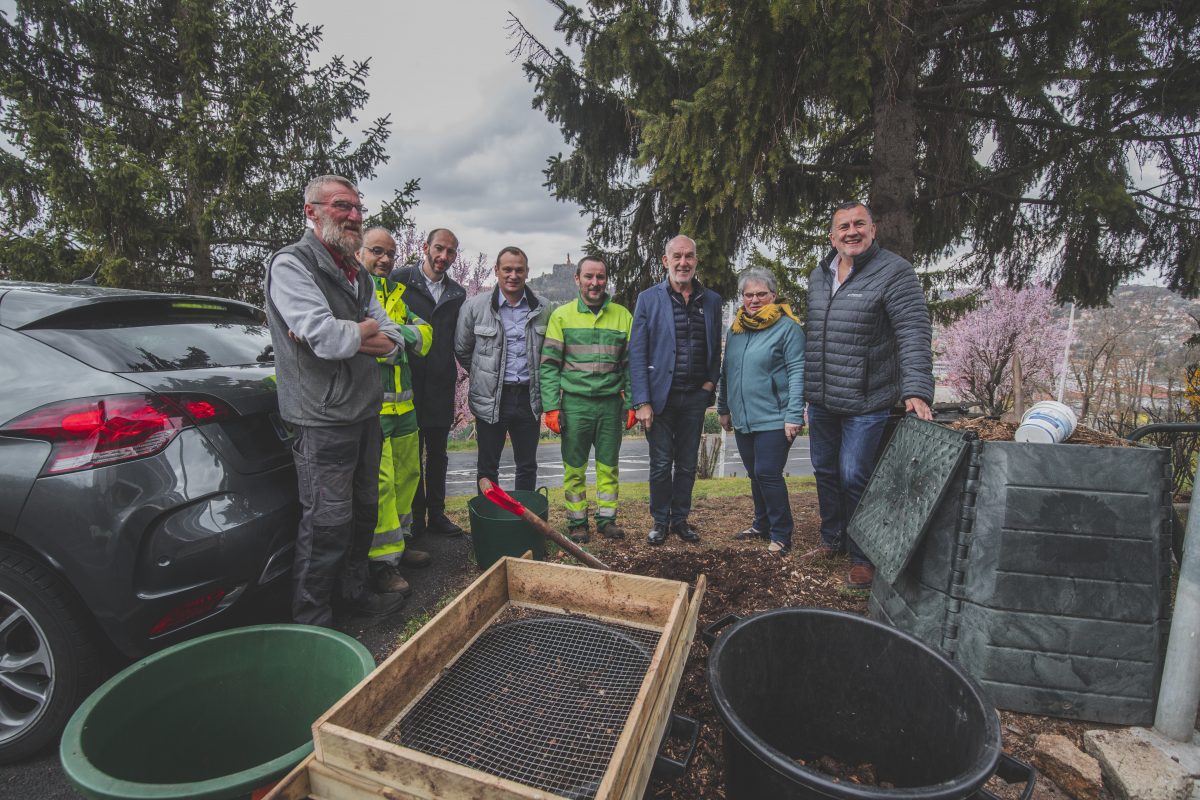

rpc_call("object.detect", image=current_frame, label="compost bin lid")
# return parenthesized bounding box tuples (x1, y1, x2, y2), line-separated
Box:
(849, 416, 974, 584)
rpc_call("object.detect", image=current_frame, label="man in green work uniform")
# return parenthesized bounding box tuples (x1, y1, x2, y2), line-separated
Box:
(540, 256, 635, 542)
(360, 227, 433, 595)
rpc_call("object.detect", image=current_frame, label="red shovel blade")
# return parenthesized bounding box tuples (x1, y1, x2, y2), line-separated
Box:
(483, 483, 527, 517)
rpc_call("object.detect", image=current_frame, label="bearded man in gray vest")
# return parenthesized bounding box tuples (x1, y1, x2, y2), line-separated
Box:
(265, 175, 408, 626)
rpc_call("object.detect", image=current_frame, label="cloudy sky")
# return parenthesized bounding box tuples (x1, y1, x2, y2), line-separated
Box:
(291, 0, 588, 277)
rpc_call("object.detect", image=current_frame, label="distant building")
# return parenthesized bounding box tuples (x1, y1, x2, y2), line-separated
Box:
(527, 256, 580, 305)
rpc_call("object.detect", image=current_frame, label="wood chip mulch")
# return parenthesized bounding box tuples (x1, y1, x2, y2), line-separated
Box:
(946, 416, 1135, 447)
(554, 491, 1118, 800)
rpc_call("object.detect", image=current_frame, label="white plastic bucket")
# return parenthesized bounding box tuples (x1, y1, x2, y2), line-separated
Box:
(1015, 401, 1078, 444)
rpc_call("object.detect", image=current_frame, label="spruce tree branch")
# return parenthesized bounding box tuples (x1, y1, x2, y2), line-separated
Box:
(917, 67, 1170, 95)
(916, 170, 1059, 206)
(915, 101, 1199, 142)
(922, 21, 1053, 49)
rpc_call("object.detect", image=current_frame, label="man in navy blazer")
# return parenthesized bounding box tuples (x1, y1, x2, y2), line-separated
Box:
(629, 235, 723, 545)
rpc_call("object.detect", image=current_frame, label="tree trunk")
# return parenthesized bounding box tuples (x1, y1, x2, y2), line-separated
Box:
(175, 0, 213, 296)
(868, 2, 921, 262)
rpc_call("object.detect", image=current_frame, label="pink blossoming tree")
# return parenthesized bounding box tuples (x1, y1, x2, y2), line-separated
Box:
(940, 286, 1065, 415)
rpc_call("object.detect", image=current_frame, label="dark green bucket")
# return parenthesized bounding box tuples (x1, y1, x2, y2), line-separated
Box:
(468, 487, 550, 570)
(60, 624, 374, 800)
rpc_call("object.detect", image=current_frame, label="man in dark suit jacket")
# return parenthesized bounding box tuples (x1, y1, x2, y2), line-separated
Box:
(391, 228, 467, 537)
(629, 235, 723, 546)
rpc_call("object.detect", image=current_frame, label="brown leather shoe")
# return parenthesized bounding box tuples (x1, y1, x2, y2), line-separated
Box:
(369, 563, 412, 596)
(845, 563, 876, 590)
(400, 548, 431, 568)
(568, 525, 591, 544)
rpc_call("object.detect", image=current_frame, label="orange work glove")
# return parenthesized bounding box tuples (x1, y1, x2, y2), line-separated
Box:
(626, 409, 637, 430)
(543, 410, 561, 434)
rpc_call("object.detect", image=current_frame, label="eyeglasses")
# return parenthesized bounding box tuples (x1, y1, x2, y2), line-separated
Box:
(742, 290, 774, 300)
(311, 200, 367, 215)
(365, 246, 397, 259)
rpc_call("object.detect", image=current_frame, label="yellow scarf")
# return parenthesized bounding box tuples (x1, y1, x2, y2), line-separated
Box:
(732, 303, 799, 333)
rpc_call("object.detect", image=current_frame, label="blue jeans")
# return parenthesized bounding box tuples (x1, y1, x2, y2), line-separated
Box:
(646, 387, 711, 528)
(807, 405, 889, 565)
(734, 428, 794, 546)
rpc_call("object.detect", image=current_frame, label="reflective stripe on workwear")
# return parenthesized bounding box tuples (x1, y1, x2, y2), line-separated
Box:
(373, 276, 432, 418)
(383, 389, 414, 403)
(371, 429, 420, 560)
(539, 295, 633, 411)
(559, 392, 624, 529)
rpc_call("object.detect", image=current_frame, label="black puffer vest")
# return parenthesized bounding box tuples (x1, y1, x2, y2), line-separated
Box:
(669, 288, 709, 392)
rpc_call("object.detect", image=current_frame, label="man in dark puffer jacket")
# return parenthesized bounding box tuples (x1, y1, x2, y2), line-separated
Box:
(804, 202, 934, 590)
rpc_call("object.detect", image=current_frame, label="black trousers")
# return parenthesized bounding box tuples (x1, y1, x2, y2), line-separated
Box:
(476, 384, 540, 491)
(413, 425, 450, 529)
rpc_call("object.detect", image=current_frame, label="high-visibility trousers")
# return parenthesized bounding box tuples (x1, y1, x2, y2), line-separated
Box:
(560, 392, 624, 530)
(371, 420, 419, 561)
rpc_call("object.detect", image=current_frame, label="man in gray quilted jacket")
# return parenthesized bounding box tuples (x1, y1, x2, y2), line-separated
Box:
(454, 246, 552, 493)
(804, 202, 934, 590)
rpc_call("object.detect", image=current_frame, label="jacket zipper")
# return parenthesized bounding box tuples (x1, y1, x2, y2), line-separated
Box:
(821, 258, 859, 408)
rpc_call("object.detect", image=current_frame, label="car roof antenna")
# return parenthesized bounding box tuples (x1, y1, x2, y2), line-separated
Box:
(72, 267, 101, 286)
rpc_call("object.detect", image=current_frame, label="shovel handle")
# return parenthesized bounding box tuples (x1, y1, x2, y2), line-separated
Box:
(477, 478, 610, 571)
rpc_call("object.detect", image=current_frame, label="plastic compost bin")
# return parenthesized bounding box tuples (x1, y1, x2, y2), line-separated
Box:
(855, 416, 1173, 725)
(704, 608, 1035, 799)
(60, 624, 374, 800)
(468, 487, 550, 570)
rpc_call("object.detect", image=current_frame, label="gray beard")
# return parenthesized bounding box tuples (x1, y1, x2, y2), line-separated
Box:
(317, 216, 362, 260)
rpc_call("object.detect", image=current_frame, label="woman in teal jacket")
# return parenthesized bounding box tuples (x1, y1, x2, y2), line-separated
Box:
(717, 267, 806, 554)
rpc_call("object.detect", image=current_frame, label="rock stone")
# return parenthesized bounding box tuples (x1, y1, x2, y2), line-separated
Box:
(1084, 728, 1192, 800)
(1032, 734, 1102, 800)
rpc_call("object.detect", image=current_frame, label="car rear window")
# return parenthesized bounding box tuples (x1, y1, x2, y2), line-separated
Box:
(21, 300, 274, 372)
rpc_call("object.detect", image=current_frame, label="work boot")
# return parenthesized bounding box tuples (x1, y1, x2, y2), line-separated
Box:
(568, 525, 590, 544)
(598, 522, 626, 540)
(400, 548, 432, 568)
(428, 513, 464, 537)
(845, 563, 876, 590)
(369, 562, 412, 597)
(672, 522, 700, 543)
(344, 591, 406, 617)
(647, 524, 668, 546)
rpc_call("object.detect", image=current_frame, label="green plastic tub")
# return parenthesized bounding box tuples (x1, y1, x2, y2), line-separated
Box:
(60, 624, 374, 800)
(468, 487, 550, 570)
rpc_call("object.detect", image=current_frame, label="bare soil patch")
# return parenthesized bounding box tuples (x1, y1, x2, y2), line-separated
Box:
(547, 490, 1116, 800)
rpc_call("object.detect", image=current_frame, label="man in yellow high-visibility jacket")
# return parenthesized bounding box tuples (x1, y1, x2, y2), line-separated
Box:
(360, 228, 432, 595)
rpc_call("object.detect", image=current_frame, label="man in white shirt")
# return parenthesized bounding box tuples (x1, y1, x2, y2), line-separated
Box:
(390, 229, 468, 537)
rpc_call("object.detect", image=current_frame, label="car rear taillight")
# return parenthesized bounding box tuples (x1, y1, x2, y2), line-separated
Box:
(148, 589, 227, 637)
(167, 394, 237, 425)
(3, 394, 185, 474)
(1, 393, 242, 475)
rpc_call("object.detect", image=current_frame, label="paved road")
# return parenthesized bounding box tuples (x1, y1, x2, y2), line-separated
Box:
(445, 435, 813, 495)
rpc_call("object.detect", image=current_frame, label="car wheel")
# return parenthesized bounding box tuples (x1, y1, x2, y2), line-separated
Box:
(0, 545, 102, 763)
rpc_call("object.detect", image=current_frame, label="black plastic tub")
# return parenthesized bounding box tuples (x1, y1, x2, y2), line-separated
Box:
(704, 608, 1035, 799)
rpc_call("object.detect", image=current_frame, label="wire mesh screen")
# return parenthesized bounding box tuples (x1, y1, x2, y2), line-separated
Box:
(392, 615, 662, 799)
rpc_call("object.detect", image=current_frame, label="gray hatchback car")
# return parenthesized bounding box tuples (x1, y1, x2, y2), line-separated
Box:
(0, 281, 298, 761)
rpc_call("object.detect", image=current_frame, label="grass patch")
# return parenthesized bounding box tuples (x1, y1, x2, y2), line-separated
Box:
(395, 591, 459, 647)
